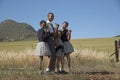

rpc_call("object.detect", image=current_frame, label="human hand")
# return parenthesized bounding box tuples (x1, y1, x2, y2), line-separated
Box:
(55, 23, 59, 30)
(46, 29, 50, 33)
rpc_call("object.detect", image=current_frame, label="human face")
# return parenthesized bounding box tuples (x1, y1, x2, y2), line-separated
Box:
(40, 22, 46, 28)
(48, 14, 54, 22)
(62, 23, 68, 29)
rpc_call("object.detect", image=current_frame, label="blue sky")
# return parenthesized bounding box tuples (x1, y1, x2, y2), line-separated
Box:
(0, 0, 120, 39)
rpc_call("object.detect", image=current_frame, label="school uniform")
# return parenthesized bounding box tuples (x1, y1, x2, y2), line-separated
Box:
(35, 28, 51, 56)
(46, 20, 55, 56)
(55, 38, 64, 57)
(61, 29, 74, 54)
(45, 20, 56, 71)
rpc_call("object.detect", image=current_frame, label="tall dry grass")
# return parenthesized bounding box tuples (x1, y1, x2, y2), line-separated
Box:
(0, 47, 120, 80)
(71, 48, 120, 73)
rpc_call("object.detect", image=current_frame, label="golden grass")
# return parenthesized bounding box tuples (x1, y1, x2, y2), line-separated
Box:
(0, 37, 120, 80)
(0, 48, 120, 80)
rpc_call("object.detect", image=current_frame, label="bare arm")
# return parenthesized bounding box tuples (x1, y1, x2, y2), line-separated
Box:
(55, 23, 59, 33)
(67, 30, 72, 40)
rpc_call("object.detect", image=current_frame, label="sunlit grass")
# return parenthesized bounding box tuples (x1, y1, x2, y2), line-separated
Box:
(0, 41, 36, 51)
(0, 37, 120, 80)
(71, 37, 120, 52)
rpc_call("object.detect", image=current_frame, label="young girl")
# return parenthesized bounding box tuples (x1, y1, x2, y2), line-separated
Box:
(55, 30, 68, 74)
(61, 21, 74, 72)
(35, 20, 51, 74)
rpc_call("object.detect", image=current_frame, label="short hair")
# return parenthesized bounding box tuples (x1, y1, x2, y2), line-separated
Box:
(40, 20, 46, 25)
(47, 12, 54, 17)
(63, 21, 69, 26)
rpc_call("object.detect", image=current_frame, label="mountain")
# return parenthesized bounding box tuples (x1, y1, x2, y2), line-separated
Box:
(114, 35, 120, 37)
(0, 19, 37, 42)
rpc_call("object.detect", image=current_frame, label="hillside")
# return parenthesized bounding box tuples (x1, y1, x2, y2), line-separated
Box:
(114, 35, 120, 37)
(0, 19, 37, 42)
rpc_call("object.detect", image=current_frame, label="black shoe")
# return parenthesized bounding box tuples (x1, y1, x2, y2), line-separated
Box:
(55, 70, 62, 74)
(61, 70, 68, 74)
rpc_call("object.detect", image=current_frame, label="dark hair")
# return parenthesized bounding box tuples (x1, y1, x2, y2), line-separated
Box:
(48, 12, 54, 17)
(63, 21, 69, 26)
(40, 20, 46, 25)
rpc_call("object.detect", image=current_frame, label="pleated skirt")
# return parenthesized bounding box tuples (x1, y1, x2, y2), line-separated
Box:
(56, 49, 64, 57)
(63, 41, 74, 54)
(35, 42, 51, 56)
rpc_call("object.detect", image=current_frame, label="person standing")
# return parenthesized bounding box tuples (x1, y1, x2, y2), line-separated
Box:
(55, 31, 64, 73)
(61, 21, 74, 72)
(35, 20, 51, 74)
(46, 12, 59, 72)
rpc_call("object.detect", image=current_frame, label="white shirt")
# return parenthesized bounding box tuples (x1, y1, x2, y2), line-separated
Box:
(47, 20, 54, 33)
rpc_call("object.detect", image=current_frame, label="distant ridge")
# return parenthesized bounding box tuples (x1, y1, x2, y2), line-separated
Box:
(0, 19, 37, 42)
(114, 35, 120, 37)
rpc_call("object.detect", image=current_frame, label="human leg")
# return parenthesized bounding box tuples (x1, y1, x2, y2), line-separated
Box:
(39, 56, 43, 73)
(65, 53, 71, 71)
(56, 56, 61, 71)
(46, 56, 51, 72)
(46, 37, 56, 71)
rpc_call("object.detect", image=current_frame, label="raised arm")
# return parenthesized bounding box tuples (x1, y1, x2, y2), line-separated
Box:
(67, 30, 72, 41)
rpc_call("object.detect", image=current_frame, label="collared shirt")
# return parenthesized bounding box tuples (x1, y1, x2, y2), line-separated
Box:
(47, 20, 54, 33)
(37, 28, 50, 42)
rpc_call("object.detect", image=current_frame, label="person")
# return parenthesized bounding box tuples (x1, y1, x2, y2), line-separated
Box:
(55, 30, 67, 74)
(35, 20, 51, 74)
(61, 21, 74, 72)
(46, 12, 59, 72)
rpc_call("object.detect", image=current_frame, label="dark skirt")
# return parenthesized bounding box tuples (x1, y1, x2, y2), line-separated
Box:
(55, 45, 64, 57)
(63, 41, 74, 54)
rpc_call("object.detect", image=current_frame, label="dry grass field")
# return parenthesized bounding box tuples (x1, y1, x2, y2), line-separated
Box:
(0, 37, 120, 80)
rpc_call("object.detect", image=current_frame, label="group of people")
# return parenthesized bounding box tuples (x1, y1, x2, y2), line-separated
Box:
(35, 12, 74, 74)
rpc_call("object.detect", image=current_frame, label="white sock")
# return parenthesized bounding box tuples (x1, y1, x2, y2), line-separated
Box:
(46, 68, 49, 71)
(59, 68, 63, 71)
